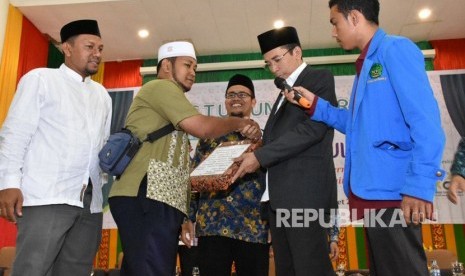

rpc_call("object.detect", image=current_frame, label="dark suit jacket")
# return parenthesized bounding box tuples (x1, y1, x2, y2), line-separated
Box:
(255, 65, 338, 212)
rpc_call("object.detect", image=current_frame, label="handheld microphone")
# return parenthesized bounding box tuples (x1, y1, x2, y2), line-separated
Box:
(274, 77, 311, 109)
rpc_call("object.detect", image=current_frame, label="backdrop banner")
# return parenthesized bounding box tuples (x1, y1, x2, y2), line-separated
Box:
(102, 70, 465, 229)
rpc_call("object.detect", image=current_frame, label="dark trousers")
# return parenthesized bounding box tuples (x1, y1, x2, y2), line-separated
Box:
(269, 205, 335, 276)
(196, 236, 270, 276)
(364, 208, 429, 276)
(178, 245, 201, 276)
(12, 183, 102, 276)
(109, 176, 184, 276)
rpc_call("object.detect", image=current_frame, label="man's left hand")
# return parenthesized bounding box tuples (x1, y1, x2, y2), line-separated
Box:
(231, 152, 260, 183)
(180, 220, 195, 248)
(401, 195, 433, 225)
(329, 241, 339, 261)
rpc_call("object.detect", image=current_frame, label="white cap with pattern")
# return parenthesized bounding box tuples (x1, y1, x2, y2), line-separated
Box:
(157, 41, 196, 61)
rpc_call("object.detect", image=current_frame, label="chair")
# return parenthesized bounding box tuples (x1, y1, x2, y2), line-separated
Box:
(425, 249, 457, 269)
(0, 247, 16, 276)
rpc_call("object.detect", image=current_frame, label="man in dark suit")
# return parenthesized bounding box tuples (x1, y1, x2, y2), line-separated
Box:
(232, 26, 338, 276)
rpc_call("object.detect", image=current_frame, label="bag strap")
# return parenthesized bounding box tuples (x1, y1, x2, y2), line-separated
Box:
(143, 123, 175, 143)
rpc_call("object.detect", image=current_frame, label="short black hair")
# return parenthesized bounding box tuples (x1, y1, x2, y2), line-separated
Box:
(283, 43, 299, 52)
(329, 0, 380, 25)
(278, 43, 301, 61)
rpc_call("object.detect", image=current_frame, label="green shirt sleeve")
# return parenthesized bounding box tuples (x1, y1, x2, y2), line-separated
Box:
(138, 79, 199, 127)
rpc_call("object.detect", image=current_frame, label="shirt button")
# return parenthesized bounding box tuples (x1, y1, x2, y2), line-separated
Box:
(435, 171, 443, 177)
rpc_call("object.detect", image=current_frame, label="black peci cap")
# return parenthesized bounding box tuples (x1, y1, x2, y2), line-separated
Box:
(60, 19, 101, 43)
(257, 26, 300, 55)
(226, 74, 255, 98)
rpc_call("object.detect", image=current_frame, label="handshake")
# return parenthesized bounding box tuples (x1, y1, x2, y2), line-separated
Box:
(238, 118, 262, 141)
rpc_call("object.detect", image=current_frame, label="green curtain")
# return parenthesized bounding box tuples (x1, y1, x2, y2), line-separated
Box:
(142, 41, 433, 84)
(47, 42, 64, 68)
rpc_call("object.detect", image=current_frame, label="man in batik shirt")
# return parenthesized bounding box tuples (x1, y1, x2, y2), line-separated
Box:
(183, 74, 270, 276)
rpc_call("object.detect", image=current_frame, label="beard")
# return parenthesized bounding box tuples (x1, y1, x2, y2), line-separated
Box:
(230, 112, 244, 118)
(85, 67, 98, 76)
(85, 59, 101, 76)
(172, 69, 191, 92)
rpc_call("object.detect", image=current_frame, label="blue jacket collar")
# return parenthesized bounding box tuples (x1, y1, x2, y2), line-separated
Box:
(366, 28, 386, 57)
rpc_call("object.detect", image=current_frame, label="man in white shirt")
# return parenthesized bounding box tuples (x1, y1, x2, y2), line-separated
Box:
(0, 19, 112, 276)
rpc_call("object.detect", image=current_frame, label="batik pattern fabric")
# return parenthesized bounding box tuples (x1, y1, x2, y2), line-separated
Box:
(451, 138, 465, 177)
(147, 130, 191, 215)
(189, 132, 268, 244)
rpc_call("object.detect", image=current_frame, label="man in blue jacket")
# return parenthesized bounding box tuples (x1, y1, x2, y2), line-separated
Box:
(284, 0, 445, 275)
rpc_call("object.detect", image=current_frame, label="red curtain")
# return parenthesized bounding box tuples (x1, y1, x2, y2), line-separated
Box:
(103, 60, 143, 88)
(430, 38, 465, 70)
(0, 219, 17, 248)
(16, 16, 49, 83)
(1, 16, 49, 250)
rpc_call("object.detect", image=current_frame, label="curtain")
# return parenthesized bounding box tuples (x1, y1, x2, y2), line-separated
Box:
(0, 4, 22, 126)
(47, 42, 63, 68)
(431, 39, 465, 70)
(16, 16, 48, 83)
(0, 4, 22, 248)
(108, 91, 133, 134)
(431, 39, 465, 137)
(91, 62, 105, 84)
(103, 60, 143, 89)
(0, 219, 16, 248)
(440, 74, 465, 137)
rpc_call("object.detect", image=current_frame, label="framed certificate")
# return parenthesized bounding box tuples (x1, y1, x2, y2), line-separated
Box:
(190, 140, 261, 192)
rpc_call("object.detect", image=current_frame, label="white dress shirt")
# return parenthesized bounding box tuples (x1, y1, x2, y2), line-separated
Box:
(0, 64, 112, 213)
(261, 62, 307, 202)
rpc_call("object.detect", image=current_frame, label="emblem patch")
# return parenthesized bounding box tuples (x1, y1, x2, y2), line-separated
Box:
(370, 63, 382, 79)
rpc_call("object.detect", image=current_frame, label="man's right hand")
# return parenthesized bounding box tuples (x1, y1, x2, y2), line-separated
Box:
(239, 119, 262, 141)
(0, 188, 24, 223)
(180, 220, 195, 248)
(448, 175, 465, 204)
(284, 86, 316, 107)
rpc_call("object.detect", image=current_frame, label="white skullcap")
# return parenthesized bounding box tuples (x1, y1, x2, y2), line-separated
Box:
(157, 41, 196, 61)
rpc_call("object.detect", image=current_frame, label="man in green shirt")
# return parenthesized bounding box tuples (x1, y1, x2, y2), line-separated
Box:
(108, 41, 261, 276)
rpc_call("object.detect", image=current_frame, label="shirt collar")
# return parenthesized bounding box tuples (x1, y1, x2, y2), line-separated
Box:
(286, 62, 307, 86)
(358, 39, 372, 60)
(60, 64, 91, 83)
(356, 39, 372, 76)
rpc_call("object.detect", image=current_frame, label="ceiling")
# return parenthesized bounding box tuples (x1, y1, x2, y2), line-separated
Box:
(10, 0, 465, 62)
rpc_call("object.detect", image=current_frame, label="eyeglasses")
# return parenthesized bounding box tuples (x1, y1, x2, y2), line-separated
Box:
(225, 92, 252, 99)
(264, 48, 293, 68)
